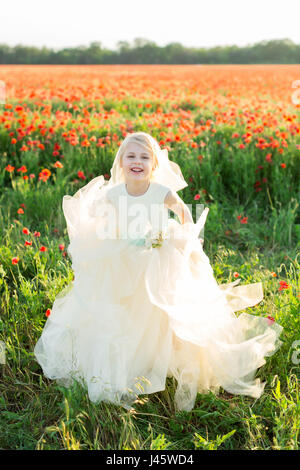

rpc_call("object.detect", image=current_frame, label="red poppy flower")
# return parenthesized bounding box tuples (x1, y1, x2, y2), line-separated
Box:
(17, 165, 28, 173)
(12, 257, 20, 265)
(22, 227, 30, 235)
(194, 194, 201, 201)
(45, 308, 51, 317)
(279, 280, 289, 291)
(34, 231, 41, 237)
(17, 208, 24, 214)
(39, 168, 51, 182)
(5, 165, 15, 172)
(24, 240, 32, 246)
(267, 316, 275, 325)
(233, 272, 239, 278)
(77, 170, 86, 180)
(40, 246, 47, 252)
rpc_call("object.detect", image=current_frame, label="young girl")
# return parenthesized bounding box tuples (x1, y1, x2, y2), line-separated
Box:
(34, 132, 283, 412)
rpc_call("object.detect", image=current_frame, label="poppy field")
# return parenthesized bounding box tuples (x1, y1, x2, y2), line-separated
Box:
(0, 64, 299, 450)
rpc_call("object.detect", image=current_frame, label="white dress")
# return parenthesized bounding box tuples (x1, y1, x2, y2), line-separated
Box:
(34, 179, 283, 411)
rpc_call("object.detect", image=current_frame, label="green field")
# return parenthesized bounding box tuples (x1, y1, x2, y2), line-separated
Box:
(0, 93, 299, 450)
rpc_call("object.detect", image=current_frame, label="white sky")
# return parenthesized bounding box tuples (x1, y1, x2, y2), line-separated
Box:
(0, 0, 299, 51)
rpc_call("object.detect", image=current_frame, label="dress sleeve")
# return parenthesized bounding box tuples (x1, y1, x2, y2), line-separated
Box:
(156, 183, 172, 203)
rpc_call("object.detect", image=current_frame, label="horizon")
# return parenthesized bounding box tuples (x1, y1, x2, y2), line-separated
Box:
(1, 0, 300, 52)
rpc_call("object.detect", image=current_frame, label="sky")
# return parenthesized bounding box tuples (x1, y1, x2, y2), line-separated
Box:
(1, 0, 299, 51)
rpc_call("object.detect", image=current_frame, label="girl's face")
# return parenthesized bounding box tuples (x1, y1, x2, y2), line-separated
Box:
(120, 142, 155, 182)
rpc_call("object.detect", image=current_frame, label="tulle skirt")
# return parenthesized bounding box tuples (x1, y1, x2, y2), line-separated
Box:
(34, 217, 283, 411)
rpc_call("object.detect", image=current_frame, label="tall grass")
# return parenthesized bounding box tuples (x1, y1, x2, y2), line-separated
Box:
(0, 97, 299, 450)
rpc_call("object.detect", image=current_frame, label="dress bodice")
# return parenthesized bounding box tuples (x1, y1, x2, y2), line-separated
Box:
(106, 182, 171, 240)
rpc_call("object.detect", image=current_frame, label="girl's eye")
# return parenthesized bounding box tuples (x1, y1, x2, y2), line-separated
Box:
(127, 155, 149, 159)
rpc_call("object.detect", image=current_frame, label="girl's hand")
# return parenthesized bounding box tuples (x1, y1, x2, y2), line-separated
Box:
(164, 190, 193, 225)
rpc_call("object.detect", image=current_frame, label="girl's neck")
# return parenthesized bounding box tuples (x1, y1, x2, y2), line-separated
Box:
(125, 180, 151, 196)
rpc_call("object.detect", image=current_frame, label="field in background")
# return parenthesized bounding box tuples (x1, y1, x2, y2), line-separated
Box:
(0, 64, 299, 450)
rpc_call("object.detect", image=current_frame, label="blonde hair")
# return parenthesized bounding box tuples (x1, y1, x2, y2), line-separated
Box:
(118, 132, 159, 174)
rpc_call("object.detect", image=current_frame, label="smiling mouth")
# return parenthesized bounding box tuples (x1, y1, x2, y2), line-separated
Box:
(131, 168, 143, 173)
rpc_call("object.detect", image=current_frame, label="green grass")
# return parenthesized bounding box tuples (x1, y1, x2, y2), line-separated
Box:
(0, 99, 299, 450)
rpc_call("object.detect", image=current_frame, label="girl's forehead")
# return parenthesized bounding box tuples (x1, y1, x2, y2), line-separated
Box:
(125, 142, 152, 155)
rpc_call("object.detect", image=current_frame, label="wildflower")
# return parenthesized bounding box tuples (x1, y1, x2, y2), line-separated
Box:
(240, 217, 248, 224)
(233, 272, 239, 278)
(17, 165, 28, 173)
(17, 208, 24, 214)
(194, 194, 201, 201)
(11, 138, 17, 144)
(5, 165, 15, 172)
(58, 244, 65, 251)
(34, 231, 41, 237)
(39, 168, 51, 182)
(54, 161, 63, 168)
(267, 315, 275, 325)
(12, 257, 19, 265)
(270, 272, 277, 277)
(22, 227, 30, 235)
(40, 246, 47, 252)
(29, 174, 35, 179)
(24, 240, 32, 246)
(265, 154, 272, 162)
(237, 215, 242, 220)
(45, 308, 51, 317)
(280, 163, 286, 168)
(279, 280, 290, 291)
(77, 170, 86, 180)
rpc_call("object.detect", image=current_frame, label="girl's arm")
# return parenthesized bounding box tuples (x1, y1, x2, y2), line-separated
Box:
(164, 190, 193, 224)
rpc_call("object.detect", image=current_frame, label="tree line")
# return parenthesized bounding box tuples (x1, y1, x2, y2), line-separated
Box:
(0, 38, 299, 64)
